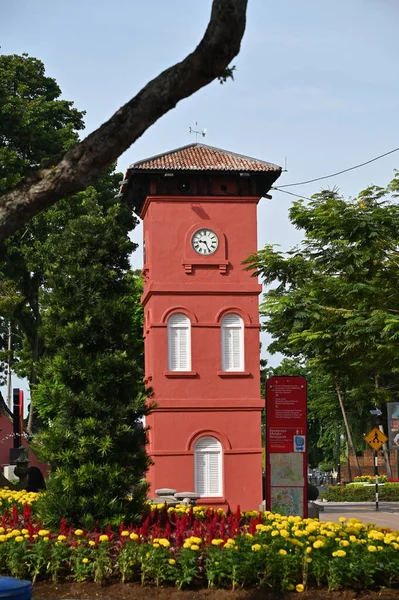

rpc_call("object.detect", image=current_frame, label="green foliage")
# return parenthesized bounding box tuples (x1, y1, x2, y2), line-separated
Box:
(0, 53, 85, 394)
(0, 53, 149, 527)
(248, 181, 399, 468)
(31, 184, 148, 529)
(0, 53, 85, 194)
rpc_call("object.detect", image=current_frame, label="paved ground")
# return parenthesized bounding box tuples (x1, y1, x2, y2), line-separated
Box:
(317, 501, 399, 530)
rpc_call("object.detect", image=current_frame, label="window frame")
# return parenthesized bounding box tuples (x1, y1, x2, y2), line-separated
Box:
(194, 436, 223, 497)
(221, 313, 245, 372)
(167, 312, 191, 372)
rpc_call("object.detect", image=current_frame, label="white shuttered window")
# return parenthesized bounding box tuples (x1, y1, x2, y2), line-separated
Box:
(167, 313, 191, 371)
(194, 436, 222, 497)
(221, 313, 244, 371)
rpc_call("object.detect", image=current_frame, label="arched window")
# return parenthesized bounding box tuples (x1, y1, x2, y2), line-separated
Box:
(194, 436, 222, 497)
(221, 313, 244, 371)
(167, 313, 191, 371)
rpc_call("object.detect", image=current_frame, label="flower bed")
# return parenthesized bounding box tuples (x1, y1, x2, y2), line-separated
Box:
(353, 475, 388, 484)
(0, 491, 398, 592)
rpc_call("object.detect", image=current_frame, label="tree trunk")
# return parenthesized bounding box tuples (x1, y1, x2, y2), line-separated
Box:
(334, 378, 361, 478)
(346, 439, 352, 483)
(0, 0, 249, 239)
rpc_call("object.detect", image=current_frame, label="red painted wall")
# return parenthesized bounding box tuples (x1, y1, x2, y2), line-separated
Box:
(0, 410, 47, 474)
(142, 194, 263, 510)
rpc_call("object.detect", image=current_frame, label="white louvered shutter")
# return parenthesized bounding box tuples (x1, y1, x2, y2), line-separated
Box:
(194, 436, 222, 497)
(168, 313, 191, 371)
(221, 314, 244, 371)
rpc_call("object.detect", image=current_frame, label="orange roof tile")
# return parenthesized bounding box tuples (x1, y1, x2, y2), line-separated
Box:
(131, 143, 281, 172)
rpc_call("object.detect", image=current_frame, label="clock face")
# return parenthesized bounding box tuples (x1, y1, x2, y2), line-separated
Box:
(192, 229, 219, 255)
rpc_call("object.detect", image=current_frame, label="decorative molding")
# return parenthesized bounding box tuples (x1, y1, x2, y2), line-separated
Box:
(215, 306, 252, 324)
(164, 371, 198, 378)
(161, 306, 198, 324)
(217, 371, 251, 378)
(186, 429, 232, 451)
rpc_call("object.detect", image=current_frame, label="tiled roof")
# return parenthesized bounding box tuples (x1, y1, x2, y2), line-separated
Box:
(131, 143, 281, 173)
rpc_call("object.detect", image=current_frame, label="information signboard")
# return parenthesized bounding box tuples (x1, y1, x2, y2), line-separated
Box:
(387, 403, 399, 450)
(266, 376, 307, 517)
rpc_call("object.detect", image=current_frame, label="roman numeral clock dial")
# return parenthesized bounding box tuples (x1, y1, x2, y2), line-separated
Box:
(192, 229, 219, 255)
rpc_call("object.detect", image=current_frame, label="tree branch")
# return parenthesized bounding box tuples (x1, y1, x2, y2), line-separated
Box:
(0, 0, 247, 240)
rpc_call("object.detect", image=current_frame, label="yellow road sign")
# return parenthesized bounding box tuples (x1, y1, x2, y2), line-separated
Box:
(364, 427, 388, 451)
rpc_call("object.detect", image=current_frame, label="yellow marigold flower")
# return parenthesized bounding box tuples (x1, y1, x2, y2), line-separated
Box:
(153, 542, 160, 548)
(168, 558, 176, 565)
(211, 539, 224, 546)
(99, 535, 109, 542)
(12, 529, 21, 536)
(130, 533, 139, 541)
(368, 545, 377, 552)
(74, 529, 84, 536)
(251, 544, 261, 552)
(377, 546, 383, 551)
(296, 584, 305, 592)
(339, 540, 349, 547)
(57, 535, 67, 542)
(32, 534, 38, 539)
(278, 549, 287, 555)
(82, 558, 89, 564)
(38, 529, 50, 537)
(0, 528, 4, 534)
(190, 544, 199, 551)
(245, 533, 254, 539)
(294, 530, 306, 537)
(158, 538, 170, 547)
(183, 542, 191, 549)
(306, 546, 312, 554)
(89, 541, 96, 546)
(280, 529, 289, 538)
(271, 530, 279, 537)
(368, 530, 384, 541)
(190, 536, 202, 544)
(14, 536, 24, 543)
(121, 530, 130, 537)
(306, 557, 312, 563)
(335, 550, 346, 557)
(338, 517, 346, 523)
(313, 541, 324, 549)
(392, 542, 399, 550)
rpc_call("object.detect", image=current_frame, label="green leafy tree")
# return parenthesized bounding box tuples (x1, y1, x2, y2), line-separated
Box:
(0, 53, 85, 420)
(247, 180, 399, 477)
(0, 53, 149, 527)
(33, 180, 149, 528)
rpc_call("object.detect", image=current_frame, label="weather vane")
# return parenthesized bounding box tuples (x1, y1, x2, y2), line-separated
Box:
(188, 122, 207, 142)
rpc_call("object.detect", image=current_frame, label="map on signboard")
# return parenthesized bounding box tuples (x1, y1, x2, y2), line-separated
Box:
(270, 453, 304, 487)
(271, 487, 304, 517)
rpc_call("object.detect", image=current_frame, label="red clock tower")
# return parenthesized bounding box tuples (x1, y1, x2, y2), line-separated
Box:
(121, 144, 281, 509)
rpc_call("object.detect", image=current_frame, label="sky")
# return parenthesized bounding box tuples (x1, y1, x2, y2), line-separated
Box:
(1, 0, 399, 401)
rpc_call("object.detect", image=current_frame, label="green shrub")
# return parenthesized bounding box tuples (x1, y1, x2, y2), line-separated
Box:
(324, 483, 399, 502)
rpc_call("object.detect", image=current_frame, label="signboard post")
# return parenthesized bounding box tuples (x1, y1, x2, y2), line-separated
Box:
(364, 427, 388, 511)
(266, 376, 307, 517)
